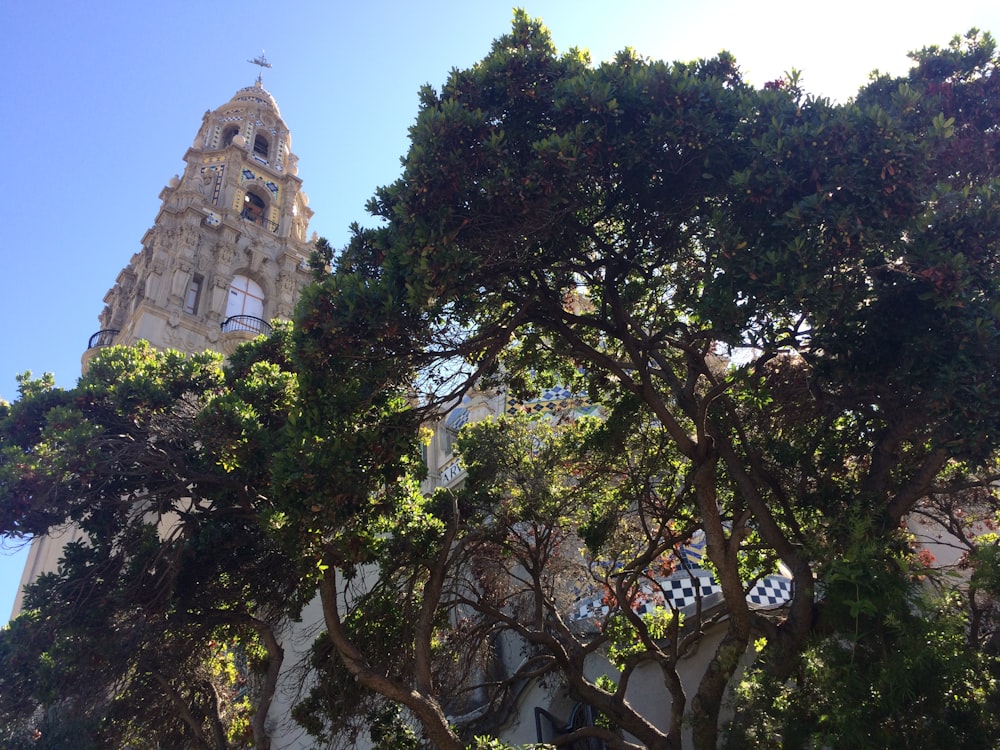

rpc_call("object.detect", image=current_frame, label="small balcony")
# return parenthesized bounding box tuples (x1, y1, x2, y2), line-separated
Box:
(87, 329, 120, 349)
(82, 329, 120, 372)
(240, 208, 278, 233)
(220, 316, 272, 354)
(221, 316, 271, 336)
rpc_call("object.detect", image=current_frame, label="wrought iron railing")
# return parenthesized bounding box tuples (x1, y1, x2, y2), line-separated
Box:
(240, 209, 278, 233)
(87, 329, 119, 349)
(221, 316, 272, 336)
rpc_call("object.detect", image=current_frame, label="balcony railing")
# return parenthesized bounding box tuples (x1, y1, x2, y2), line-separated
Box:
(87, 329, 119, 349)
(240, 209, 278, 233)
(221, 316, 272, 336)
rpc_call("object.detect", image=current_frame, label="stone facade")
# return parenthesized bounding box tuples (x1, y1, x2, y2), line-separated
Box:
(82, 81, 314, 370)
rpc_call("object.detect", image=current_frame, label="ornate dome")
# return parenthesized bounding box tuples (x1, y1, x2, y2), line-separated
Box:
(227, 81, 280, 115)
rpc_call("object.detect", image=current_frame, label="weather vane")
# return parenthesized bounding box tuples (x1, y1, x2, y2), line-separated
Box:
(248, 51, 272, 85)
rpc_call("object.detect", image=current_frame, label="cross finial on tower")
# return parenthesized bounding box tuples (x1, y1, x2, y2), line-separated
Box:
(248, 51, 272, 85)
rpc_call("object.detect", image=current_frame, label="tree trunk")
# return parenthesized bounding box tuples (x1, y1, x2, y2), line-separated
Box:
(690, 449, 750, 750)
(318, 567, 465, 750)
(690, 626, 748, 750)
(249, 619, 283, 750)
(152, 671, 217, 750)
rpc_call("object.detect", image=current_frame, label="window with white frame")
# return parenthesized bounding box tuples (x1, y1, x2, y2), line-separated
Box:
(226, 275, 265, 320)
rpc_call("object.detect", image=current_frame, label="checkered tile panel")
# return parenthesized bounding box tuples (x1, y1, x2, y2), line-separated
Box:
(747, 575, 793, 608)
(657, 576, 721, 609)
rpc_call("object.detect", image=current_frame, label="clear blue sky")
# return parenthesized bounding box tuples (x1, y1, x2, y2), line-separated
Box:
(2, 0, 997, 623)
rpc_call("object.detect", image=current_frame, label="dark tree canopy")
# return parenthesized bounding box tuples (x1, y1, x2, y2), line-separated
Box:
(306, 13, 1000, 748)
(3, 13, 1000, 750)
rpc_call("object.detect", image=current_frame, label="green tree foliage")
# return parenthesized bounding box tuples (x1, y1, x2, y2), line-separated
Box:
(0, 338, 302, 750)
(312, 13, 1000, 749)
(730, 546, 1000, 749)
(3, 14, 1000, 750)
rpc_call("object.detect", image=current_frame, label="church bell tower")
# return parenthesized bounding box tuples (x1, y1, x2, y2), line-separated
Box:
(14, 75, 316, 618)
(83, 74, 315, 366)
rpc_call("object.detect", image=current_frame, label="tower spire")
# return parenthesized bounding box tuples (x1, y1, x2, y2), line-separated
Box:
(247, 51, 272, 85)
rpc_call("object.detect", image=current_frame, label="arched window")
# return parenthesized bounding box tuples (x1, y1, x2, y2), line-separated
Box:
(221, 125, 240, 147)
(242, 191, 266, 224)
(253, 134, 269, 159)
(226, 275, 265, 320)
